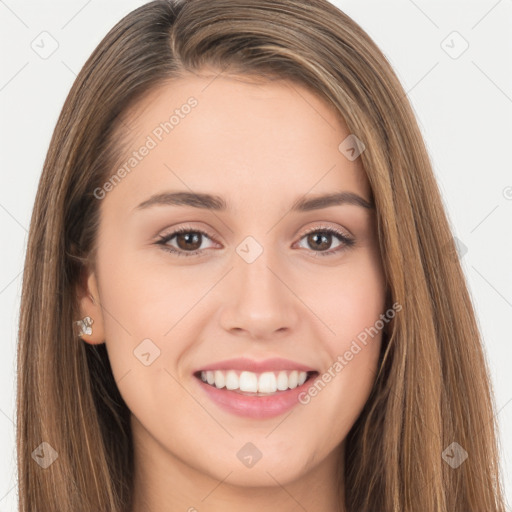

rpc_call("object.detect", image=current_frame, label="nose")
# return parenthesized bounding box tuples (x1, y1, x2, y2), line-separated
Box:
(218, 244, 300, 341)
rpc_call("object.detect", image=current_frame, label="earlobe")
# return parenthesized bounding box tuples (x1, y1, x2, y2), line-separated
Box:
(75, 271, 105, 345)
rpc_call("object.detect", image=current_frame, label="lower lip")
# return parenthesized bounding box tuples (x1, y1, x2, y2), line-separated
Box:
(195, 374, 318, 419)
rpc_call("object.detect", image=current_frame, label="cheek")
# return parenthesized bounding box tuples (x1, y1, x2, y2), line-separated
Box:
(97, 256, 202, 430)
(96, 246, 218, 399)
(97, 240, 207, 336)
(296, 248, 385, 425)
(299, 245, 386, 345)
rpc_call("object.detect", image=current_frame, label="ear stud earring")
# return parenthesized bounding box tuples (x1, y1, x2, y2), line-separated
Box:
(75, 316, 94, 337)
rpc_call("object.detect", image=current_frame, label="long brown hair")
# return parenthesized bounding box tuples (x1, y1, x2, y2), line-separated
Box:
(17, 0, 506, 510)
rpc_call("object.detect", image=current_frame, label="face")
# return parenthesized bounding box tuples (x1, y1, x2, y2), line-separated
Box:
(79, 72, 387, 493)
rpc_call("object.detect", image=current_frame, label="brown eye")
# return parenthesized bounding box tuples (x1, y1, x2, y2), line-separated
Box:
(175, 231, 202, 251)
(156, 227, 217, 257)
(306, 232, 332, 251)
(296, 227, 355, 257)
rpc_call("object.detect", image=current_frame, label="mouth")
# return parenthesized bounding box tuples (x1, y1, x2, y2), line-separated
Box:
(193, 363, 320, 419)
(194, 369, 319, 396)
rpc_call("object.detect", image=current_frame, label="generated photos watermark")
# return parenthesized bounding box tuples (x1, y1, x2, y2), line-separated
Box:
(298, 301, 402, 405)
(94, 96, 198, 200)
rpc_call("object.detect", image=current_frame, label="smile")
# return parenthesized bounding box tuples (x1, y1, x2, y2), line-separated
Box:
(198, 369, 313, 395)
(193, 358, 319, 419)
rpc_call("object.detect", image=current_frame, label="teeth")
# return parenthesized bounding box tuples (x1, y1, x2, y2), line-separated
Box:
(225, 370, 239, 390)
(199, 369, 310, 393)
(288, 370, 298, 389)
(276, 371, 289, 391)
(214, 370, 225, 389)
(239, 371, 258, 392)
(258, 372, 277, 393)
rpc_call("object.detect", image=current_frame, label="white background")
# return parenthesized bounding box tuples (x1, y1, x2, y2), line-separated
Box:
(0, 0, 511, 510)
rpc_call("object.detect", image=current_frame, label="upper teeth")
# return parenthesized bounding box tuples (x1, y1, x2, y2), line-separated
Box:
(200, 370, 308, 393)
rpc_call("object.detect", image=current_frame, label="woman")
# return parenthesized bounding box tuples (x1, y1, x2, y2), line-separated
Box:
(17, 0, 507, 510)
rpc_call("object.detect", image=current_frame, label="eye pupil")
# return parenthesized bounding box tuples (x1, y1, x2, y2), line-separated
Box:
(308, 232, 331, 251)
(176, 232, 201, 251)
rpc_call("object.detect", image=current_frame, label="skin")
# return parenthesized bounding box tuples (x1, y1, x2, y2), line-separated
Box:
(77, 71, 387, 512)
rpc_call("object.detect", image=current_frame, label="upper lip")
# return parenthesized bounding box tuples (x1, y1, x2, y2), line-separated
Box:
(194, 357, 317, 374)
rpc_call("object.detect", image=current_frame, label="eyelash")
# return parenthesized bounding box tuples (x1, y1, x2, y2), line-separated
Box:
(155, 224, 355, 258)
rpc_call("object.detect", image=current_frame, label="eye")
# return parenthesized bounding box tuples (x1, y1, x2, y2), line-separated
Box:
(155, 225, 218, 257)
(294, 225, 355, 257)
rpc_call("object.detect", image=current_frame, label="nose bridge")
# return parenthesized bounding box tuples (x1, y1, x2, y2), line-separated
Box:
(235, 233, 286, 306)
(220, 234, 299, 337)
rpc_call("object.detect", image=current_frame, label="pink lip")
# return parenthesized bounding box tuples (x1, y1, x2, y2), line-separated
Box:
(193, 357, 319, 419)
(194, 357, 317, 373)
(195, 375, 318, 419)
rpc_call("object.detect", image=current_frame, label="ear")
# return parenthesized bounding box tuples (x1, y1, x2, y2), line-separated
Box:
(75, 270, 105, 345)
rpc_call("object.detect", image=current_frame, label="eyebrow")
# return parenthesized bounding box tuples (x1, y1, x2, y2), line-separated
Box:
(134, 190, 374, 212)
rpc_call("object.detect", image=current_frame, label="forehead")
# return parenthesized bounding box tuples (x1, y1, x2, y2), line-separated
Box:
(107, 73, 371, 211)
